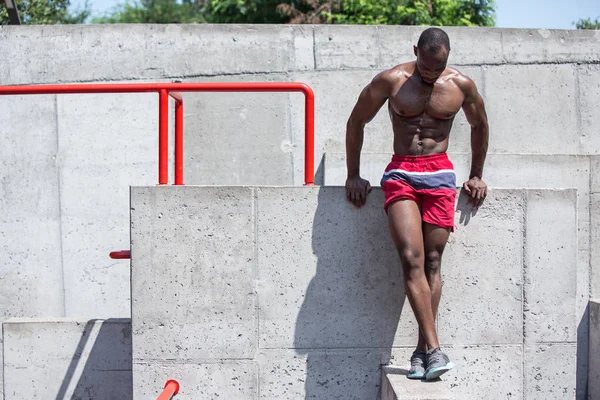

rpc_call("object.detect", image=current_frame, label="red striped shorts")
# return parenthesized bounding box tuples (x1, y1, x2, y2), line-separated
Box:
(381, 153, 457, 231)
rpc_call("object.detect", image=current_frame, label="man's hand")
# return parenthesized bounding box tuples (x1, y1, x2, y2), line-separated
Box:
(463, 177, 487, 208)
(346, 176, 372, 207)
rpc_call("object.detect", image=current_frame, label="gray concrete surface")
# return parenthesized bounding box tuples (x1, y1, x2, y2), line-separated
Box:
(0, 24, 598, 397)
(2, 318, 132, 400)
(130, 186, 579, 399)
(590, 299, 600, 400)
(1, 24, 598, 326)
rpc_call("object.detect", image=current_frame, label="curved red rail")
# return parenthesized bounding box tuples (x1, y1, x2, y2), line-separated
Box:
(0, 82, 315, 186)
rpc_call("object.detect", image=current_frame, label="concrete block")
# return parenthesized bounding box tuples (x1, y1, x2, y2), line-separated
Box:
(378, 27, 504, 68)
(443, 28, 504, 66)
(180, 74, 294, 186)
(524, 344, 576, 400)
(130, 186, 256, 361)
(579, 64, 600, 154)
(133, 361, 257, 400)
(257, 349, 383, 400)
(0, 25, 299, 84)
(590, 299, 600, 400)
(439, 190, 525, 345)
(592, 195, 600, 298)
(60, 162, 156, 318)
(0, 95, 60, 222)
(483, 64, 578, 154)
(292, 26, 315, 71)
(61, 215, 131, 318)
(501, 28, 600, 64)
(373, 26, 421, 70)
(388, 345, 523, 399)
(0, 218, 64, 318)
(314, 26, 504, 71)
(591, 156, 600, 195)
(0, 93, 64, 319)
(56, 93, 159, 168)
(3, 318, 131, 400)
(525, 190, 578, 343)
(257, 187, 418, 349)
(314, 25, 379, 70)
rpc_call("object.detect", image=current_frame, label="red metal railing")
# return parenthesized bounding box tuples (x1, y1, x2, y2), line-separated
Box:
(0, 82, 315, 186)
(157, 379, 180, 400)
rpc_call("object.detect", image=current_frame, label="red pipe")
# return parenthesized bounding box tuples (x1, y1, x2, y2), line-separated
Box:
(109, 250, 131, 259)
(304, 87, 315, 186)
(157, 379, 180, 400)
(0, 82, 315, 185)
(172, 93, 184, 186)
(158, 90, 169, 185)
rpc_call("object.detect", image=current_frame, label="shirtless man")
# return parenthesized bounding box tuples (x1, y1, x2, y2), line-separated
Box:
(345, 28, 489, 381)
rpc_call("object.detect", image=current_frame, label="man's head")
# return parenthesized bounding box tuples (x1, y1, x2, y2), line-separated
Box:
(413, 28, 451, 84)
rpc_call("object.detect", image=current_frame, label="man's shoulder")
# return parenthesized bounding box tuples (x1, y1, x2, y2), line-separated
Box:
(446, 66, 477, 92)
(372, 63, 413, 87)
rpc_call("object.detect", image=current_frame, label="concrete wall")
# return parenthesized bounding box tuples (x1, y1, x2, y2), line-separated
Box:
(1, 24, 598, 397)
(1, 24, 598, 317)
(130, 186, 580, 399)
(2, 318, 132, 399)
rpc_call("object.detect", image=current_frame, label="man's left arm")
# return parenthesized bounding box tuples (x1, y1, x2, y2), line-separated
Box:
(460, 76, 489, 207)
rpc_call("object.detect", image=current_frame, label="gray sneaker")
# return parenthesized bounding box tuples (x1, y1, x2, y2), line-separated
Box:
(424, 348, 454, 381)
(407, 349, 427, 379)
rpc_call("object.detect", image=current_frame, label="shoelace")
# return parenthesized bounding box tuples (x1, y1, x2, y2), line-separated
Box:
(427, 350, 448, 366)
(411, 352, 426, 367)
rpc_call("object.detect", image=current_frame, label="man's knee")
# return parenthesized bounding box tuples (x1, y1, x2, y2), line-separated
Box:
(424, 251, 442, 277)
(398, 247, 423, 279)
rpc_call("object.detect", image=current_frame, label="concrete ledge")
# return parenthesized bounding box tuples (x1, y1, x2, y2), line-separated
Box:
(2, 26, 599, 85)
(382, 366, 452, 400)
(130, 186, 578, 398)
(590, 299, 600, 399)
(2, 318, 132, 400)
(383, 345, 523, 399)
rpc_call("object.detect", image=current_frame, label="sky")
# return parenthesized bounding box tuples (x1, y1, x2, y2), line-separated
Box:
(71, 0, 599, 30)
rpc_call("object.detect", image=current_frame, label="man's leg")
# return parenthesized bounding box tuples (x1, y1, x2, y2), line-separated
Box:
(387, 200, 440, 350)
(416, 223, 451, 351)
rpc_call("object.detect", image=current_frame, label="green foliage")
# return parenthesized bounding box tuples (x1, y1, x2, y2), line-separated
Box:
(93, 0, 205, 23)
(327, 0, 495, 27)
(0, 0, 90, 24)
(575, 17, 600, 30)
(202, 0, 285, 24)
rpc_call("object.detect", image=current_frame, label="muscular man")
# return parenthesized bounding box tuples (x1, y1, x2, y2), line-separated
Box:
(345, 28, 489, 381)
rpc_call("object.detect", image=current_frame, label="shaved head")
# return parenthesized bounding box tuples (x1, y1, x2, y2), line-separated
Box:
(417, 27, 451, 54)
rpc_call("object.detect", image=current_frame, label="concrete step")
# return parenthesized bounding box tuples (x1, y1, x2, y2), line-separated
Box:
(381, 366, 455, 400)
(2, 318, 132, 400)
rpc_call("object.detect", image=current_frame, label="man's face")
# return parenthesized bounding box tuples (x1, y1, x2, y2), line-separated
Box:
(413, 45, 449, 84)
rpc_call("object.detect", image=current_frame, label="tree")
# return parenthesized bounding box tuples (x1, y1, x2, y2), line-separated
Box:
(575, 17, 600, 30)
(203, 0, 285, 23)
(93, 0, 205, 23)
(92, 0, 496, 26)
(328, 0, 495, 26)
(0, 0, 90, 24)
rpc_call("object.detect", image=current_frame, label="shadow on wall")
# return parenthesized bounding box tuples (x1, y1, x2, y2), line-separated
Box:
(576, 305, 589, 400)
(55, 319, 132, 400)
(293, 187, 406, 399)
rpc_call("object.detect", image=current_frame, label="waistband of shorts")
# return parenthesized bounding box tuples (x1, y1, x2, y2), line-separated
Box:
(391, 152, 450, 163)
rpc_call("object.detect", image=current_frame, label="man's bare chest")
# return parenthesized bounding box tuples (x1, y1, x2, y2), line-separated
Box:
(390, 80, 464, 120)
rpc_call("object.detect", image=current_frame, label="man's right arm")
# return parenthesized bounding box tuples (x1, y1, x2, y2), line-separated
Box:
(345, 70, 394, 207)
